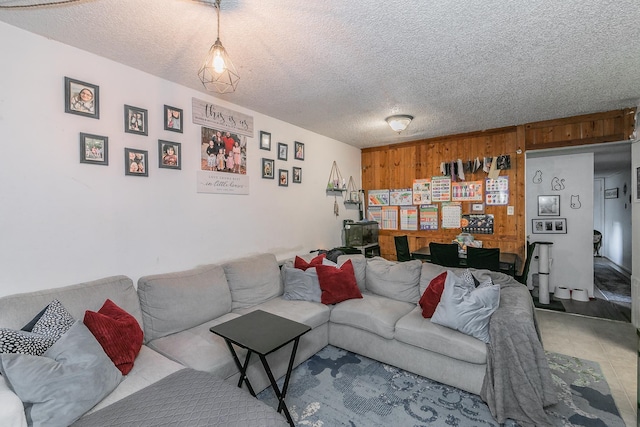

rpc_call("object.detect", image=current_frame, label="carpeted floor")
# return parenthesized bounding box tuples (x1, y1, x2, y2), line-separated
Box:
(257, 345, 624, 427)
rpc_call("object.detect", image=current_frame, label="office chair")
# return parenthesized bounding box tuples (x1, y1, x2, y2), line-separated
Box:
(515, 241, 537, 287)
(394, 235, 412, 262)
(466, 247, 500, 272)
(428, 242, 460, 267)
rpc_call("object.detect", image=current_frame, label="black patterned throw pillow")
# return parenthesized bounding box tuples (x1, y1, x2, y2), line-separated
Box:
(31, 299, 75, 341)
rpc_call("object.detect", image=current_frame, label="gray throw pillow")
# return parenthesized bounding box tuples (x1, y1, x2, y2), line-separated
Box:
(431, 270, 500, 343)
(0, 321, 122, 427)
(281, 265, 322, 302)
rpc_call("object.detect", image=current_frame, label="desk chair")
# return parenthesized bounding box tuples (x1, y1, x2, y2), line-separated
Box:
(515, 241, 537, 287)
(466, 247, 500, 272)
(429, 243, 460, 267)
(394, 235, 412, 262)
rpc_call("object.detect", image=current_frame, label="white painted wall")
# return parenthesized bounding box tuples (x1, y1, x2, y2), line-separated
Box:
(526, 153, 594, 297)
(0, 22, 361, 297)
(602, 172, 632, 271)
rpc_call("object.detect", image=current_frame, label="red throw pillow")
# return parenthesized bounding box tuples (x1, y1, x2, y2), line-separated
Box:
(419, 272, 447, 318)
(316, 259, 363, 305)
(84, 299, 143, 375)
(294, 254, 326, 271)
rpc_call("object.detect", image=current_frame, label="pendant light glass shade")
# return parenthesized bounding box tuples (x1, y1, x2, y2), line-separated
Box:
(198, 0, 239, 93)
(386, 115, 413, 133)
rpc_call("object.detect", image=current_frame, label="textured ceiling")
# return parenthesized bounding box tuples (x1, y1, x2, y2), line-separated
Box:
(1, 0, 640, 150)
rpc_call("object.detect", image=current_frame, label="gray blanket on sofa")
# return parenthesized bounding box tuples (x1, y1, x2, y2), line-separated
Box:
(479, 272, 558, 426)
(72, 368, 288, 427)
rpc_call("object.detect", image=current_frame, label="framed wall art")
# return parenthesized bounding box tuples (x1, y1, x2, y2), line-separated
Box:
(158, 140, 181, 170)
(537, 195, 560, 216)
(262, 158, 274, 179)
(124, 105, 148, 136)
(279, 169, 289, 187)
(294, 141, 304, 160)
(604, 188, 618, 199)
(278, 143, 288, 161)
(79, 132, 108, 165)
(532, 218, 567, 234)
(164, 105, 183, 133)
(65, 77, 99, 119)
(125, 148, 148, 177)
(292, 166, 302, 183)
(260, 131, 271, 151)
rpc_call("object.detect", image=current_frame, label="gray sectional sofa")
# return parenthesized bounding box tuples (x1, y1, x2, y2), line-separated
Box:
(0, 252, 550, 426)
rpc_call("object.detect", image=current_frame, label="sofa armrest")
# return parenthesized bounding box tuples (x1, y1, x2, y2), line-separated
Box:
(0, 376, 27, 427)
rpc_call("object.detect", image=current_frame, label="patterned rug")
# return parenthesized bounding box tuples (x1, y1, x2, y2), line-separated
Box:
(593, 262, 631, 305)
(257, 346, 624, 427)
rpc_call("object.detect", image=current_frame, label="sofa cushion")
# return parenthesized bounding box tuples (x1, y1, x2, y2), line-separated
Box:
(316, 259, 363, 305)
(395, 307, 487, 364)
(336, 254, 367, 293)
(365, 257, 422, 303)
(137, 264, 232, 342)
(223, 253, 283, 310)
(294, 254, 325, 271)
(0, 321, 122, 427)
(330, 293, 415, 339)
(281, 265, 321, 302)
(418, 271, 447, 318)
(431, 272, 500, 343)
(84, 299, 144, 375)
(234, 297, 331, 330)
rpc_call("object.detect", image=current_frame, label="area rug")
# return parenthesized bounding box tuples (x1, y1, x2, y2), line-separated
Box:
(257, 346, 624, 427)
(593, 263, 631, 305)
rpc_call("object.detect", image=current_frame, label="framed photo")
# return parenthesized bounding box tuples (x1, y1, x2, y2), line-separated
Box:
(604, 188, 619, 199)
(279, 169, 289, 187)
(158, 140, 181, 170)
(164, 105, 183, 133)
(278, 143, 288, 161)
(125, 148, 148, 177)
(262, 158, 274, 179)
(260, 131, 271, 151)
(294, 141, 305, 160)
(65, 77, 99, 119)
(124, 105, 148, 136)
(292, 166, 302, 183)
(532, 218, 567, 234)
(537, 195, 560, 216)
(79, 132, 108, 165)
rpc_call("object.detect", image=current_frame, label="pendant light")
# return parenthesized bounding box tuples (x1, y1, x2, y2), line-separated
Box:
(198, 0, 240, 93)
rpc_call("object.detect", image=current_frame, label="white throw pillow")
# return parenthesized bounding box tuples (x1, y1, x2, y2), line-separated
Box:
(431, 270, 500, 343)
(281, 265, 322, 302)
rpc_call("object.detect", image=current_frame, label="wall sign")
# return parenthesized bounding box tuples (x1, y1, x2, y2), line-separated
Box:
(197, 171, 250, 195)
(192, 98, 254, 137)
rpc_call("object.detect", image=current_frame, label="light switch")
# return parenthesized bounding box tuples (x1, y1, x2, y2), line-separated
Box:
(507, 206, 514, 215)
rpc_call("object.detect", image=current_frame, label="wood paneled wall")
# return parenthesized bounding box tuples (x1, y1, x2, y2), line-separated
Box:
(362, 108, 636, 271)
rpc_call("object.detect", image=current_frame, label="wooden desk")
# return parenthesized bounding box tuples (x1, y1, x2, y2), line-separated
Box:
(411, 246, 518, 276)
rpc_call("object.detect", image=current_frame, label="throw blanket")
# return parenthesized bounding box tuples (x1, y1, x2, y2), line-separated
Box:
(478, 271, 558, 426)
(72, 368, 288, 427)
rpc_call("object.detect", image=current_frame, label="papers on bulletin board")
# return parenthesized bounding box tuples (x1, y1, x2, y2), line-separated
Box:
(451, 181, 483, 202)
(431, 176, 451, 202)
(419, 204, 438, 230)
(381, 206, 398, 230)
(485, 177, 509, 205)
(412, 179, 431, 204)
(367, 206, 382, 225)
(441, 202, 462, 229)
(368, 189, 390, 206)
(400, 206, 418, 230)
(390, 188, 413, 206)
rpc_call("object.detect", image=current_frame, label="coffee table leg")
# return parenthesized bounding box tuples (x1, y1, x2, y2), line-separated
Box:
(259, 354, 295, 426)
(224, 339, 256, 396)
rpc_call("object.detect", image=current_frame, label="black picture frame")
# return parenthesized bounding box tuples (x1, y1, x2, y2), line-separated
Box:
(260, 131, 271, 151)
(278, 143, 288, 161)
(537, 195, 560, 216)
(604, 188, 619, 199)
(65, 77, 99, 119)
(279, 169, 289, 187)
(79, 132, 108, 165)
(532, 218, 567, 234)
(164, 105, 183, 133)
(292, 166, 302, 183)
(158, 140, 181, 170)
(262, 158, 274, 179)
(294, 141, 304, 160)
(124, 105, 148, 136)
(125, 148, 148, 177)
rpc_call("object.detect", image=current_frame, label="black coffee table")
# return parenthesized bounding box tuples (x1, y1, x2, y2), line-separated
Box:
(210, 310, 311, 426)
